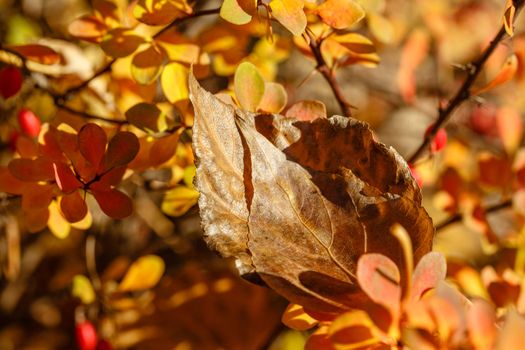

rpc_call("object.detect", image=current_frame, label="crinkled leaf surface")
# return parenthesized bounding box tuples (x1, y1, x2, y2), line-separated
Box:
(190, 74, 434, 313)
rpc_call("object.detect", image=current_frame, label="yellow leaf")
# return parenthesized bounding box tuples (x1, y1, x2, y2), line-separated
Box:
(281, 303, 319, 331)
(269, 0, 307, 36)
(161, 62, 189, 103)
(131, 45, 164, 85)
(497, 106, 523, 154)
(72, 275, 96, 304)
(48, 200, 71, 239)
(118, 255, 165, 292)
(314, 0, 365, 30)
(161, 186, 199, 217)
(234, 61, 265, 112)
(220, 0, 255, 25)
(504, 0, 515, 37)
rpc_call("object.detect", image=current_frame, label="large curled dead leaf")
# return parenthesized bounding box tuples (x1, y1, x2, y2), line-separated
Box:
(189, 73, 434, 313)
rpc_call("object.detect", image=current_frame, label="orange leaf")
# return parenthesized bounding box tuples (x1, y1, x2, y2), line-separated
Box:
(6, 44, 61, 65)
(53, 162, 83, 194)
(15, 136, 39, 158)
(78, 123, 107, 167)
(131, 45, 164, 85)
(8, 157, 55, 182)
(269, 0, 307, 36)
(100, 28, 145, 58)
(285, 100, 327, 121)
(149, 130, 182, 167)
(102, 131, 139, 170)
(497, 105, 523, 154)
(357, 253, 401, 312)
(0, 167, 26, 194)
(68, 15, 108, 43)
(25, 207, 50, 233)
(504, 0, 516, 37)
(467, 300, 497, 350)
(60, 191, 88, 223)
(92, 188, 133, 219)
(314, 0, 365, 30)
(281, 303, 319, 331)
(21, 184, 54, 211)
(258, 82, 288, 113)
(472, 54, 518, 95)
(133, 0, 191, 26)
(125, 103, 167, 132)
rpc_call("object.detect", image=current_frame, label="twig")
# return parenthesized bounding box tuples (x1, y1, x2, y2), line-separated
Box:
(435, 198, 512, 232)
(85, 234, 102, 293)
(407, 0, 525, 164)
(57, 7, 221, 101)
(306, 30, 354, 118)
(54, 99, 127, 125)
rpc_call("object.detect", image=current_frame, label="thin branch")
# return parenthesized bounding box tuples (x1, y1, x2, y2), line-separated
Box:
(435, 198, 512, 232)
(407, 0, 525, 164)
(306, 30, 353, 118)
(57, 7, 221, 101)
(54, 99, 127, 125)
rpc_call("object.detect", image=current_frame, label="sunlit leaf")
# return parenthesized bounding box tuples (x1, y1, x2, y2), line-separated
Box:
(258, 82, 287, 113)
(220, 0, 255, 25)
(269, 0, 307, 36)
(357, 253, 401, 310)
(125, 102, 167, 133)
(410, 252, 446, 302)
(504, 0, 516, 37)
(48, 201, 71, 239)
(118, 255, 165, 291)
(234, 61, 265, 112)
(314, 0, 365, 30)
(92, 188, 133, 219)
(285, 100, 327, 121)
(467, 299, 497, 350)
(327, 310, 379, 348)
(131, 45, 164, 85)
(100, 28, 145, 58)
(368, 13, 394, 44)
(161, 62, 189, 103)
(68, 15, 107, 43)
(282, 303, 319, 331)
(6, 44, 61, 64)
(497, 311, 525, 350)
(133, 0, 192, 25)
(72, 275, 96, 304)
(161, 185, 199, 217)
(333, 33, 376, 54)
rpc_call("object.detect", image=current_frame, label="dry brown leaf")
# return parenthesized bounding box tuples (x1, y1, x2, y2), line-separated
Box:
(189, 73, 434, 313)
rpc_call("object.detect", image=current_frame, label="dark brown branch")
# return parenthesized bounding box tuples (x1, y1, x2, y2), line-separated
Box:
(408, 0, 525, 164)
(435, 199, 512, 232)
(306, 30, 353, 118)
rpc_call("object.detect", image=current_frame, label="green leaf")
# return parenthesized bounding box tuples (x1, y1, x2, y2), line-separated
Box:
(72, 275, 96, 304)
(234, 62, 265, 112)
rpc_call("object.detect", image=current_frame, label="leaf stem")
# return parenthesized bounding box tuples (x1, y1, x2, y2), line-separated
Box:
(407, 1, 525, 164)
(435, 198, 512, 232)
(306, 30, 354, 118)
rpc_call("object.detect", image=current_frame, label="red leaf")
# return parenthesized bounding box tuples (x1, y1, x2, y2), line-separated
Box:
(7, 44, 61, 65)
(90, 166, 126, 191)
(92, 188, 133, 219)
(78, 123, 108, 167)
(21, 184, 54, 210)
(8, 157, 55, 182)
(102, 131, 139, 170)
(0, 166, 26, 194)
(60, 191, 88, 223)
(53, 162, 83, 193)
(0, 66, 23, 99)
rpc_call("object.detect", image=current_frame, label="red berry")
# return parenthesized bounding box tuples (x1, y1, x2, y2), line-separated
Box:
(425, 124, 447, 152)
(409, 164, 423, 188)
(0, 66, 23, 99)
(18, 108, 41, 138)
(75, 320, 98, 350)
(96, 340, 113, 350)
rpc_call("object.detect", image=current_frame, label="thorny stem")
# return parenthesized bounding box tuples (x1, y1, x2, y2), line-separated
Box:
(408, 0, 525, 164)
(306, 30, 354, 118)
(435, 198, 512, 232)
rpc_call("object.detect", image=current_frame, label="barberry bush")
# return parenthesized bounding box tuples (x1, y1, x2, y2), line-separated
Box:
(2, 0, 525, 349)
